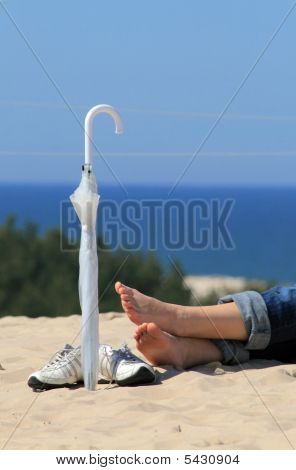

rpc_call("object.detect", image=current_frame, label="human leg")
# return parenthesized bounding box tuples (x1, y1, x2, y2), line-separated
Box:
(115, 281, 249, 340)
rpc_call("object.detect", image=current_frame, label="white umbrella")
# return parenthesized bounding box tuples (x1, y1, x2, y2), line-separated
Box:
(70, 104, 123, 390)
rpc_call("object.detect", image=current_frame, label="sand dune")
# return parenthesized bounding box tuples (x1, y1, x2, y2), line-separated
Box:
(184, 275, 267, 299)
(1, 314, 296, 450)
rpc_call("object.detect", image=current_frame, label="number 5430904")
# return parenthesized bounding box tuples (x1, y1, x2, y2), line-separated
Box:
(184, 454, 240, 465)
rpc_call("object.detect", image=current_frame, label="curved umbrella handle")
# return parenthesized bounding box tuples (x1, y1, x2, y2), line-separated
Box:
(84, 104, 123, 166)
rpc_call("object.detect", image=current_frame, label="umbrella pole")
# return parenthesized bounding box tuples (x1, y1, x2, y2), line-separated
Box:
(81, 104, 123, 390)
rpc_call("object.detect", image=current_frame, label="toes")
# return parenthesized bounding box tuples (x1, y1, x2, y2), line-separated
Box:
(121, 293, 131, 302)
(120, 295, 137, 312)
(134, 324, 142, 336)
(119, 284, 133, 297)
(138, 323, 148, 334)
(133, 323, 145, 343)
(134, 325, 144, 341)
(146, 322, 162, 339)
(122, 301, 135, 312)
(135, 323, 158, 342)
(121, 301, 132, 312)
(115, 282, 133, 297)
(115, 281, 122, 294)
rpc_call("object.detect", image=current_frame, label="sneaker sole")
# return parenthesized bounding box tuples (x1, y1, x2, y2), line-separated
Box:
(27, 376, 81, 391)
(28, 367, 155, 390)
(116, 366, 156, 386)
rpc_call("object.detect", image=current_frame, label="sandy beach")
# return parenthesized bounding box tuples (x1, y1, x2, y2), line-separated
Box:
(1, 313, 296, 450)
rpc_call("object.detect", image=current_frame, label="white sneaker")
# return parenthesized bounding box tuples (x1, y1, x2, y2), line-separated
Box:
(99, 343, 156, 386)
(27, 344, 82, 389)
(27, 343, 155, 390)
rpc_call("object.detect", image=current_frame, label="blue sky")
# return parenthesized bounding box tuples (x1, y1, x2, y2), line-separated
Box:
(0, 0, 296, 186)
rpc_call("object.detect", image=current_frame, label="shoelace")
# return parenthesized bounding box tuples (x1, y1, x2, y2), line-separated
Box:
(116, 343, 138, 362)
(43, 346, 79, 371)
(101, 343, 137, 389)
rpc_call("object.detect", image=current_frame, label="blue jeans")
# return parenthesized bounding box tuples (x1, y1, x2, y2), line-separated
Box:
(213, 285, 296, 364)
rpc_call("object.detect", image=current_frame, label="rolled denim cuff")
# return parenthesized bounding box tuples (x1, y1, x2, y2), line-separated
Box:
(212, 339, 250, 365)
(218, 290, 271, 350)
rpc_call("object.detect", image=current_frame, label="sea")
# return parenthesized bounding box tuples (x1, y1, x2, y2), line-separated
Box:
(0, 183, 295, 283)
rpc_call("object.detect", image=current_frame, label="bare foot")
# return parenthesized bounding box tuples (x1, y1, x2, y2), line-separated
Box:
(134, 322, 184, 368)
(115, 281, 249, 342)
(134, 323, 223, 369)
(115, 281, 180, 335)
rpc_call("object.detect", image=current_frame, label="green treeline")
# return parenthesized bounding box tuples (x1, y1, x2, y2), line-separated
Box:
(0, 216, 191, 317)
